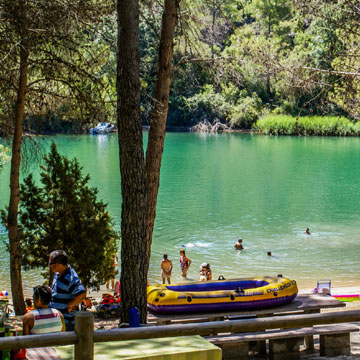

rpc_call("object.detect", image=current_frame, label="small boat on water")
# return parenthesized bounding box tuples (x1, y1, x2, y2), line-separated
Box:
(90, 122, 116, 134)
(147, 275, 298, 314)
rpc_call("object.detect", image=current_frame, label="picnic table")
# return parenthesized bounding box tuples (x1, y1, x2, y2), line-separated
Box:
(147, 293, 345, 325)
(147, 293, 346, 353)
(55, 335, 222, 360)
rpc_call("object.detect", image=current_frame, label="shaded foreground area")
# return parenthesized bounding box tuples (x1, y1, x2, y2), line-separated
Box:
(16, 284, 360, 359)
(92, 303, 360, 359)
(88, 287, 360, 359)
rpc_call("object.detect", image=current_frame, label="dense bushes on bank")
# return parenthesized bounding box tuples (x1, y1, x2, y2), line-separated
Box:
(254, 115, 360, 136)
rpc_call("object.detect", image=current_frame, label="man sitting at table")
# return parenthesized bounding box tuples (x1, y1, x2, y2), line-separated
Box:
(23, 285, 65, 335)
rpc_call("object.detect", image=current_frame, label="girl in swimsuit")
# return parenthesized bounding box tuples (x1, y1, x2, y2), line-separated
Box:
(179, 250, 192, 277)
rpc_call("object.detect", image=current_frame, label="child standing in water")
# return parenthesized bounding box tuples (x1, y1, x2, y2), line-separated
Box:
(160, 253, 173, 284)
(179, 250, 192, 277)
(199, 263, 212, 281)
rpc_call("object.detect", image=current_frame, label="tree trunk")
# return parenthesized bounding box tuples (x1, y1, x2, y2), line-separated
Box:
(211, 0, 215, 65)
(117, 0, 147, 323)
(145, 0, 179, 273)
(8, 0, 28, 316)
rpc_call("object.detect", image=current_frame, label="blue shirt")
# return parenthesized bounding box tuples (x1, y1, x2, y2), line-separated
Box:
(49, 265, 85, 328)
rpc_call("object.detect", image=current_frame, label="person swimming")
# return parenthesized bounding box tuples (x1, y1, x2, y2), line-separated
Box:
(234, 238, 244, 250)
(304, 227, 311, 235)
(267, 251, 272, 256)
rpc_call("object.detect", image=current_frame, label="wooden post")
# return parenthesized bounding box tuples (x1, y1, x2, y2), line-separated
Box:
(303, 309, 318, 350)
(75, 311, 94, 360)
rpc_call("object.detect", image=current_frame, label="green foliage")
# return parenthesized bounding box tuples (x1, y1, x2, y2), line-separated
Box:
(254, 115, 360, 136)
(229, 93, 263, 128)
(0, 0, 116, 134)
(168, 0, 360, 127)
(1, 0, 359, 130)
(184, 84, 231, 122)
(0, 144, 10, 168)
(184, 84, 263, 128)
(1, 143, 119, 290)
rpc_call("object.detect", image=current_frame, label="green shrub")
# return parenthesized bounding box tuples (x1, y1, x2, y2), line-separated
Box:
(185, 85, 263, 129)
(254, 115, 360, 136)
(1, 143, 119, 290)
(184, 85, 232, 122)
(229, 94, 263, 129)
(272, 101, 300, 116)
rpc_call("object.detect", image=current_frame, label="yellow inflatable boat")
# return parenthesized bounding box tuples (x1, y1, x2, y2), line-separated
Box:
(147, 275, 298, 314)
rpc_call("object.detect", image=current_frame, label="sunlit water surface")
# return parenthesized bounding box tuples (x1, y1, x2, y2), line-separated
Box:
(1, 133, 360, 294)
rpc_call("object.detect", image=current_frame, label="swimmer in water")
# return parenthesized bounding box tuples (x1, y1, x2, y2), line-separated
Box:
(234, 238, 244, 250)
(304, 227, 311, 235)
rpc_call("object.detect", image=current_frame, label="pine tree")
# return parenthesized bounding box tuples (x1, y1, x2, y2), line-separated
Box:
(2, 142, 119, 290)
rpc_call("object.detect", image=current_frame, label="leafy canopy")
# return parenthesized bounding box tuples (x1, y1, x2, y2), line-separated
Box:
(0, 145, 10, 168)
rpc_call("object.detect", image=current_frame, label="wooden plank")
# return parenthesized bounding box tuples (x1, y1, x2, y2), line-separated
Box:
(92, 310, 360, 343)
(148, 294, 345, 324)
(0, 310, 357, 352)
(204, 324, 359, 343)
(0, 332, 78, 350)
(56, 336, 222, 360)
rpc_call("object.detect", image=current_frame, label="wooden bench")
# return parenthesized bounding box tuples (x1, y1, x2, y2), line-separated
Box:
(148, 294, 346, 325)
(204, 323, 359, 360)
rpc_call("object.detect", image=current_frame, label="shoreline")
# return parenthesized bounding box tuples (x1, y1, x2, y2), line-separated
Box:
(19, 284, 360, 304)
(16, 282, 360, 301)
(300, 286, 360, 295)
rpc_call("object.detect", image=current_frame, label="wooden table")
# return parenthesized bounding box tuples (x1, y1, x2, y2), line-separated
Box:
(55, 335, 222, 360)
(148, 294, 345, 325)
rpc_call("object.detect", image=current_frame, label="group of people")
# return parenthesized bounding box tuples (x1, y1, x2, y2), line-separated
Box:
(234, 237, 272, 255)
(233, 227, 311, 256)
(23, 250, 86, 337)
(160, 228, 312, 285)
(160, 249, 212, 284)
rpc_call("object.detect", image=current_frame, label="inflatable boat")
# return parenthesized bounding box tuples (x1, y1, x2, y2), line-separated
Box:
(147, 275, 298, 314)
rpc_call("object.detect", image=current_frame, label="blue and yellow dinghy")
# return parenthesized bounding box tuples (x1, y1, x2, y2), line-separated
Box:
(147, 275, 298, 314)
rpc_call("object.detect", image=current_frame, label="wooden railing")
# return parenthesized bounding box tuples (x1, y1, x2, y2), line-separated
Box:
(0, 310, 358, 360)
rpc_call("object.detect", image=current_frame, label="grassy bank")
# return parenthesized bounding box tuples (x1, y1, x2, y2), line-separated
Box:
(254, 115, 360, 136)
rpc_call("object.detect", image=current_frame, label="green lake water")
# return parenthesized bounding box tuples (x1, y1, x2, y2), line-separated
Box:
(0, 133, 360, 293)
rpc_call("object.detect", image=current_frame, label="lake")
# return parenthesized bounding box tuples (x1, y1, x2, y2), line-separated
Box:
(0, 133, 360, 294)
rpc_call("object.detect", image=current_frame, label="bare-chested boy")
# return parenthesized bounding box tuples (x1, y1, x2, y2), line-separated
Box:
(234, 237, 244, 250)
(161, 254, 173, 284)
